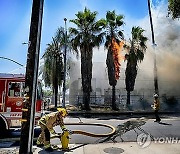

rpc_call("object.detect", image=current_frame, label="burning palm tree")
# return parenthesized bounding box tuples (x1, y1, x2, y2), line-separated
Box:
(104, 10, 124, 110)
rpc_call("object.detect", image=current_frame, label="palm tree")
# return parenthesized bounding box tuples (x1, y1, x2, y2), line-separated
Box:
(168, 0, 180, 19)
(42, 27, 67, 107)
(124, 26, 148, 105)
(104, 10, 124, 110)
(69, 8, 106, 110)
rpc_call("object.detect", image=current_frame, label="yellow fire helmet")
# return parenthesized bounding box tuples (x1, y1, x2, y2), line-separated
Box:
(57, 108, 68, 117)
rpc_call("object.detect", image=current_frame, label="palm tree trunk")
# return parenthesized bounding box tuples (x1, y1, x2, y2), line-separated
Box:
(83, 92, 90, 110)
(54, 75, 58, 108)
(53, 56, 58, 108)
(106, 49, 117, 110)
(81, 47, 92, 111)
(112, 85, 117, 110)
(127, 91, 131, 105)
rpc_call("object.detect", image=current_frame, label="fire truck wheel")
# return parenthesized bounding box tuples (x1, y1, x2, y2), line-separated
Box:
(0, 117, 8, 138)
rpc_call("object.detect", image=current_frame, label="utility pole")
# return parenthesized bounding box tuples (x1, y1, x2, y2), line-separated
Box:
(62, 18, 67, 108)
(19, 0, 44, 153)
(147, 0, 159, 95)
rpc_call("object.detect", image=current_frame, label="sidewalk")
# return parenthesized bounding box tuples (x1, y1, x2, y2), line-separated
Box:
(1, 142, 180, 154)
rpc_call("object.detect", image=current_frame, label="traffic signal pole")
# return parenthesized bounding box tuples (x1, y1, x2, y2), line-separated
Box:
(19, 0, 44, 153)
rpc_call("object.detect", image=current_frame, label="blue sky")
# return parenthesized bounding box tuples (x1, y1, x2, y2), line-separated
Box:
(0, 0, 167, 73)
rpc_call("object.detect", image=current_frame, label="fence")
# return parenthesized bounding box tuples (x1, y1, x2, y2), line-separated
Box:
(74, 93, 180, 111)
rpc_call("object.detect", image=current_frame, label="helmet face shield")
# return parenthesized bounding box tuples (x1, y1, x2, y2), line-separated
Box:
(57, 108, 68, 117)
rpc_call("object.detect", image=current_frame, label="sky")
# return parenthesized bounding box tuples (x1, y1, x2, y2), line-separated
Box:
(1, 0, 179, 98)
(0, 0, 160, 74)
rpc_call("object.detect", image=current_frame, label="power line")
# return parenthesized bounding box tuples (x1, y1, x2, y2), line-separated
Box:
(0, 56, 24, 67)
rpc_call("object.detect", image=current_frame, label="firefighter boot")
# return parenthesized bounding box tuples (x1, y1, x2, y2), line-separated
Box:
(44, 143, 54, 152)
(45, 147, 54, 152)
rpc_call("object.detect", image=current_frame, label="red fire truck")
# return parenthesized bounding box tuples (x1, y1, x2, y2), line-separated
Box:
(0, 73, 43, 137)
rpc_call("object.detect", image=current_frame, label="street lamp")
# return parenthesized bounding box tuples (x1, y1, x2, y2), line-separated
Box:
(147, 0, 159, 95)
(22, 41, 31, 48)
(62, 18, 67, 108)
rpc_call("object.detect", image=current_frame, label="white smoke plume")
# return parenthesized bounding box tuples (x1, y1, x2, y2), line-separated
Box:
(69, 1, 180, 99)
(139, 1, 180, 96)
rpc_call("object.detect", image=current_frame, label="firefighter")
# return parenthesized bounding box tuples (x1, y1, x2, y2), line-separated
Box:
(151, 94, 161, 122)
(36, 108, 68, 152)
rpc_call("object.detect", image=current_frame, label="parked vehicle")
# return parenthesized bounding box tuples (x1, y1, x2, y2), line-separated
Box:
(0, 73, 43, 138)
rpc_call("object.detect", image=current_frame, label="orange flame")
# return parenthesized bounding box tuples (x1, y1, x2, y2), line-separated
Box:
(111, 38, 124, 80)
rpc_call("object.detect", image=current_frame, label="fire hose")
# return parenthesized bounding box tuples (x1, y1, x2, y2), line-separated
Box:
(51, 122, 116, 150)
(53, 122, 116, 138)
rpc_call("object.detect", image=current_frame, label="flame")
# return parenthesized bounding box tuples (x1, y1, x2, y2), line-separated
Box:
(111, 38, 124, 80)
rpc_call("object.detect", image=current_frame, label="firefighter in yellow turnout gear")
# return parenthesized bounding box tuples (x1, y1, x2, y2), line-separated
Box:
(36, 108, 68, 152)
(152, 94, 161, 123)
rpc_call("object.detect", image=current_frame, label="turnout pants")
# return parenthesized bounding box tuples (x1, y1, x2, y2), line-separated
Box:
(155, 110, 161, 122)
(37, 122, 51, 148)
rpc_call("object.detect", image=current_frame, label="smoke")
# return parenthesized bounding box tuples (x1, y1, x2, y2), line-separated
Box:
(69, 1, 180, 98)
(139, 1, 180, 96)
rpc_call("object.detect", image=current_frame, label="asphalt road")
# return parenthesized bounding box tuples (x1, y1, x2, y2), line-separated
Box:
(1, 114, 180, 148)
(52, 114, 180, 145)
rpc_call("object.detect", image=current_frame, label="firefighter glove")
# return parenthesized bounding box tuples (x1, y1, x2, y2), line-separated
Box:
(68, 130, 73, 135)
(50, 129, 56, 135)
(62, 127, 68, 132)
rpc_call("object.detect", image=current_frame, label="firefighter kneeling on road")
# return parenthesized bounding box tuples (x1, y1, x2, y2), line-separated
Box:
(36, 108, 68, 152)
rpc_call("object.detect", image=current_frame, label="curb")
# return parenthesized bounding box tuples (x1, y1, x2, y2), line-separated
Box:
(68, 111, 178, 116)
